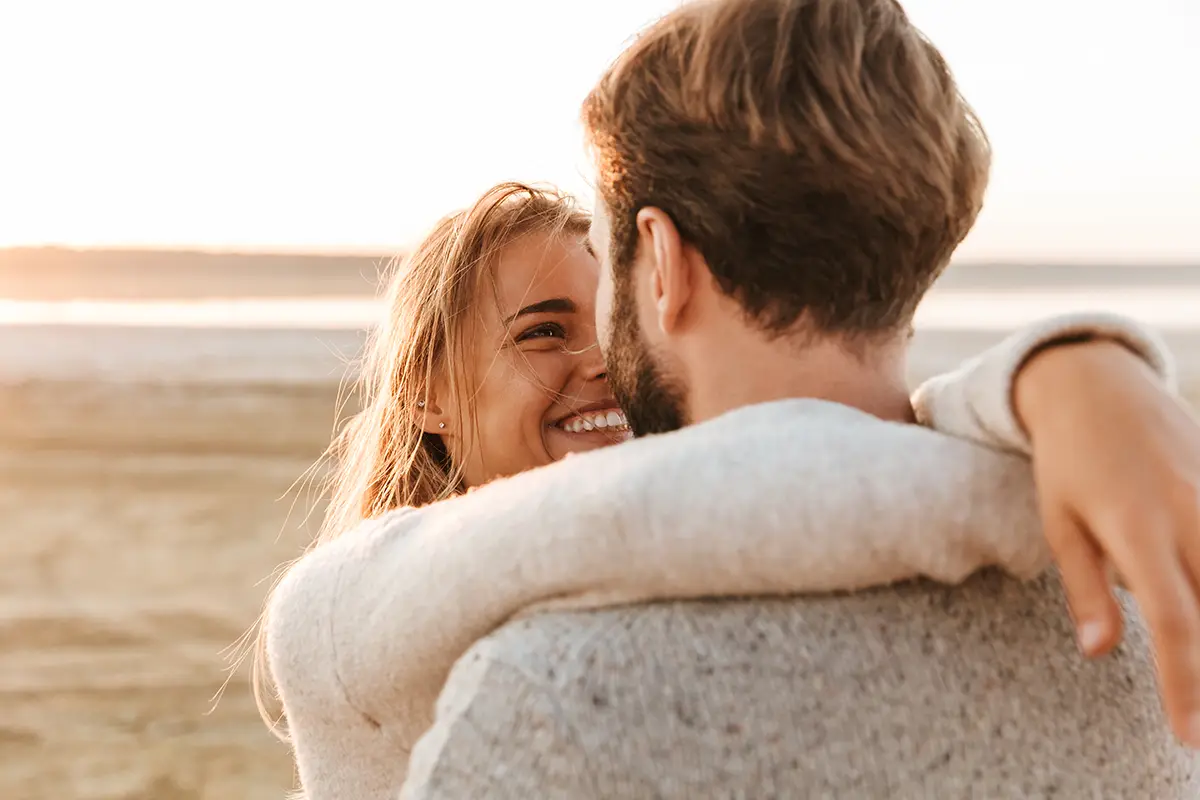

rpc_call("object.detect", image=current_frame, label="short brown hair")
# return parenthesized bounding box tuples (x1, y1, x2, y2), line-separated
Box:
(582, 0, 990, 337)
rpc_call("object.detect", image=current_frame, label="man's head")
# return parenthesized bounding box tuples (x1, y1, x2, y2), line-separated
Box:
(583, 0, 991, 436)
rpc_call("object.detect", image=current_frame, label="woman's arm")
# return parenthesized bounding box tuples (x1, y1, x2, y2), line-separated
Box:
(268, 398, 1048, 760)
(913, 311, 1175, 453)
(265, 522, 412, 799)
(912, 313, 1200, 746)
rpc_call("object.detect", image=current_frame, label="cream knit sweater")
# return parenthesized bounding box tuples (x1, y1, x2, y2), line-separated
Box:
(266, 314, 1181, 799)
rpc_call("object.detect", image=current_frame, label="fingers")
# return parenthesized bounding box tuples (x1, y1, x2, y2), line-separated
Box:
(1106, 519, 1200, 748)
(1173, 483, 1200, 603)
(1175, 489, 1200, 606)
(1043, 504, 1123, 657)
(1172, 490, 1200, 742)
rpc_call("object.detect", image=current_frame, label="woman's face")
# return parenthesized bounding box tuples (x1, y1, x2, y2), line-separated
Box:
(441, 231, 630, 487)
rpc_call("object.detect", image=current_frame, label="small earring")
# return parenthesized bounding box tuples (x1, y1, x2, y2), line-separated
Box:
(438, 422, 445, 429)
(417, 400, 425, 408)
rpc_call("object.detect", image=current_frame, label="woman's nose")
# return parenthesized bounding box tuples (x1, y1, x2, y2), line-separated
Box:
(580, 343, 607, 384)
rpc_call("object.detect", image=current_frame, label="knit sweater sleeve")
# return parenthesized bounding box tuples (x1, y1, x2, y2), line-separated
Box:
(912, 312, 1175, 454)
(268, 406, 1047, 776)
(265, 513, 415, 799)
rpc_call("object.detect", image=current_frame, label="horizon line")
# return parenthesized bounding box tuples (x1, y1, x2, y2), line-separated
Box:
(2, 244, 1199, 269)
(0, 243, 402, 258)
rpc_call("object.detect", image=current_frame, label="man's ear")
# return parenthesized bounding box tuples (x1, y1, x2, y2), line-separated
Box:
(635, 207, 692, 335)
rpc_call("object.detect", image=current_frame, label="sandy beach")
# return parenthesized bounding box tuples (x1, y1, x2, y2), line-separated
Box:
(0, 377, 334, 800)
(1, 319, 1198, 799)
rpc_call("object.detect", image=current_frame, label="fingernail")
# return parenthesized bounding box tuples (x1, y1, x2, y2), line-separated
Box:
(1076, 620, 1107, 656)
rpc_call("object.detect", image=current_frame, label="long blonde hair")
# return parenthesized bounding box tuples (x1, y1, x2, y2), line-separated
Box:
(249, 181, 590, 743)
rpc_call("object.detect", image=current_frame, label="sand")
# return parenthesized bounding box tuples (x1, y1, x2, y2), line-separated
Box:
(0, 380, 333, 800)
(2, 328, 1198, 800)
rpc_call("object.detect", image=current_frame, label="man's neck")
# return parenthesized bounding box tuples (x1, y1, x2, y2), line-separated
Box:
(683, 328, 914, 425)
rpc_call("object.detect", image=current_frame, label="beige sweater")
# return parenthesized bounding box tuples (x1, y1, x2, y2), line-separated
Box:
(265, 314, 1180, 800)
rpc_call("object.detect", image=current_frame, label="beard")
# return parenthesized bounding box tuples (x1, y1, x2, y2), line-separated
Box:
(604, 274, 687, 438)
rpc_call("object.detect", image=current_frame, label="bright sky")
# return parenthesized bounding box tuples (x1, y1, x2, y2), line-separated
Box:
(0, 0, 1196, 262)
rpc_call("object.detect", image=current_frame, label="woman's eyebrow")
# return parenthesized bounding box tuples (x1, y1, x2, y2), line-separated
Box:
(503, 297, 576, 326)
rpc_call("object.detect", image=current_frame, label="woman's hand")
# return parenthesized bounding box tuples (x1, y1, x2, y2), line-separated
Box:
(1015, 338, 1200, 747)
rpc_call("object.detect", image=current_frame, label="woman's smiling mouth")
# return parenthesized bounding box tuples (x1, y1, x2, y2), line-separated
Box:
(555, 407, 631, 437)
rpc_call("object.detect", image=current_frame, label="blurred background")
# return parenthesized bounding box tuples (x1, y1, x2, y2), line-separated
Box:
(0, 1, 1197, 798)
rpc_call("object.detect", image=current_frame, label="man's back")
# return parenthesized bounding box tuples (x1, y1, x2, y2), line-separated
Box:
(403, 571, 1197, 798)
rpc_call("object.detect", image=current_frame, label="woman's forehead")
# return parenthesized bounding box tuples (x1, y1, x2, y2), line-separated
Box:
(490, 233, 599, 319)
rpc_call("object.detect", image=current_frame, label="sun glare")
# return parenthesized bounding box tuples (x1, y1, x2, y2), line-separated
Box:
(0, 0, 1195, 260)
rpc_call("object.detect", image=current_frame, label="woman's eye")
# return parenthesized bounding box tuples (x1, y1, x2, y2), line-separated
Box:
(516, 322, 566, 343)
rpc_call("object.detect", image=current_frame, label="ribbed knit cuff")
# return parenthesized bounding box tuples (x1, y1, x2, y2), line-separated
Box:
(913, 313, 1176, 454)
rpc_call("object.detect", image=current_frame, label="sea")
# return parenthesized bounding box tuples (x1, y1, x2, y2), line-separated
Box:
(0, 284, 1196, 384)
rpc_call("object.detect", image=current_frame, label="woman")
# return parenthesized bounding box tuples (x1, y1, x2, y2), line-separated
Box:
(258, 182, 1183, 798)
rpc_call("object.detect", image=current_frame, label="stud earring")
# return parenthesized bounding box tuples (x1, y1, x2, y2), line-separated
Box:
(438, 422, 445, 429)
(417, 400, 425, 408)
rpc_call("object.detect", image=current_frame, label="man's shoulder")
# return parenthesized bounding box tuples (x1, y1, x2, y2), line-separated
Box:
(407, 579, 1193, 799)
(402, 614, 599, 798)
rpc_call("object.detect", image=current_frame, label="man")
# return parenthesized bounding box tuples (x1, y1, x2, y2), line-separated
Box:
(394, 0, 1200, 795)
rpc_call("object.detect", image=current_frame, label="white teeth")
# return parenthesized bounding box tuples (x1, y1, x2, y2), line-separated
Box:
(559, 409, 629, 434)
